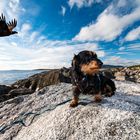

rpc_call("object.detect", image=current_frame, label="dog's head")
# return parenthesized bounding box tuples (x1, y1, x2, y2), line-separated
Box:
(72, 50, 103, 75)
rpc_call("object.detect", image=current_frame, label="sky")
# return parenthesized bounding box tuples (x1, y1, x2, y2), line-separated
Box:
(0, 0, 140, 70)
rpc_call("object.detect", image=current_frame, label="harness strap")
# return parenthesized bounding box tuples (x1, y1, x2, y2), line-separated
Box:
(97, 73, 101, 90)
(74, 73, 102, 93)
(74, 77, 84, 93)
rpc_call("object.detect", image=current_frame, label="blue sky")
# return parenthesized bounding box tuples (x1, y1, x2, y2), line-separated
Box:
(0, 0, 140, 70)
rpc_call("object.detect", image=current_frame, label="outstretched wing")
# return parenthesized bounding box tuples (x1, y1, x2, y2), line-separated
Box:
(0, 13, 8, 30)
(7, 19, 17, 32)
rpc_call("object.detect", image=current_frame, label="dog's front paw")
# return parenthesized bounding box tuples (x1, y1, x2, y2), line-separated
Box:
(70, 100, 78, 107)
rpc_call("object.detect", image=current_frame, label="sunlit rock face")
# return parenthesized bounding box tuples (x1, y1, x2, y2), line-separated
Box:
(0, 81, 140, 140)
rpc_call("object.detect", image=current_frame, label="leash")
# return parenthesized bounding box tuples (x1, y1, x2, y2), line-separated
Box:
(0, 98, 72, 134)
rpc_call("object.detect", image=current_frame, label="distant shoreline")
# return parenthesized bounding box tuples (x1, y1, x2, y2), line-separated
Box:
(0, 69, 48, 85)
(0, 69, 54, 71)
(0, 64, 140, 71)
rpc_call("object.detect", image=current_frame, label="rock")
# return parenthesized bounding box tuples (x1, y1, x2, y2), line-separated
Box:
(114, 71, 127, 81)
(11, 68, 71, 91)
(0, 85, 12, 95)
(102, 66, 140, 83)
(0, 68, 71, 103)
(0, 88, 34, 103)
(0, 85, 13, 102)
(0, 81, 140, 140)
(7, 88, 34, 98)
(109, 66, 140, 83)
(1, 66, 140, 103)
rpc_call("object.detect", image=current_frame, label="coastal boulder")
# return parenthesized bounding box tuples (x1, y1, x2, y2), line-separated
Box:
(0, 85, 12, 95)
(7, 88, 34, 98)
(0, 88, 34, 102)
(110, 66, 140, 83)
(0, 85, 13, 102)
(0, 68, 71, 103)
(12, 68, 71, 91)
(114, 71, 127, 81)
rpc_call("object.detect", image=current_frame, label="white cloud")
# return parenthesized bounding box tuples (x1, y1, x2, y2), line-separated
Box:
(119, 47, 125, 51)
(0, 0, 24, 20)
(117, 0, 127, 8)
(0, 25, 105, 70)
(73, 0, 140, 41)
(127, 43, 140, 50)
(61, 6, 66, 16)
(0, 42, 105, 70)
(68, 0, 92, 8)
(125, 26, 140, 41)
(19, 23, 32, 38)
(116, 52, 131, 55)
(29, 32, 39, 43)
(0, 1, 103, 70)
(21, 23, 31, 32)
(0, 0, 139, 70)
(104, 56, 140, 66)
(68, 0, 102, 9)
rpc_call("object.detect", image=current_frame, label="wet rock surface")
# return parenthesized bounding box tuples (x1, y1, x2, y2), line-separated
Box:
(0, 81, 140, 140)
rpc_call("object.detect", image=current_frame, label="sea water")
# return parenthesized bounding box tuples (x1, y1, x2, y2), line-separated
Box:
(0, 70, 47, 85)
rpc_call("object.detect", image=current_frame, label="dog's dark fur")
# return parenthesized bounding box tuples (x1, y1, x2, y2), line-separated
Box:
(70, 50, 116, 107)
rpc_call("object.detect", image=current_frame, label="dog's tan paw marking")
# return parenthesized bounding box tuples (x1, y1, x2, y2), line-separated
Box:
(70, 100, 78, 107)
(94, 94, 102, 102)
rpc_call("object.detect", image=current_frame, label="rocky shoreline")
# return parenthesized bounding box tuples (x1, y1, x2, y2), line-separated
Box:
(0, 67, 140, 140)
(0, 68, 71, 103)
(0, 66, 140, 103)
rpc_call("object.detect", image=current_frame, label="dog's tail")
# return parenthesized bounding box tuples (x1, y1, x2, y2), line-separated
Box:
(107, 78, 116, 92)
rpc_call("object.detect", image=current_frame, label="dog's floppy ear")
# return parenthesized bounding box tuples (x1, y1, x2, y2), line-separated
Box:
(71, 54, 79, 68)
(92, 51, 97, 58)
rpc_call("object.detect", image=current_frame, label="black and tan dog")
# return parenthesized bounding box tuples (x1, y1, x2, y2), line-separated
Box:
(70, 50, 116, 107)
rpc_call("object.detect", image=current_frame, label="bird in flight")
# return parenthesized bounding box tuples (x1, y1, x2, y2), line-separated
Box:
(0, 13, 18, 37)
